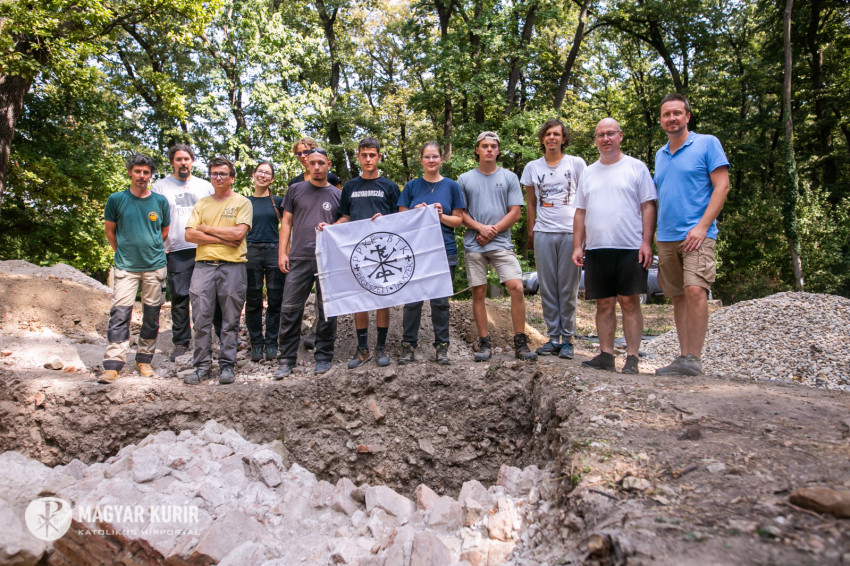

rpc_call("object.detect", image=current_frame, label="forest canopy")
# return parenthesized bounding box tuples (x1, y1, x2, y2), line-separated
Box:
(1, 0, 848, 302)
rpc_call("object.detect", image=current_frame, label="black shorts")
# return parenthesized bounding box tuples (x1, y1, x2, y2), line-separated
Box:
(584, 249, 648, 299)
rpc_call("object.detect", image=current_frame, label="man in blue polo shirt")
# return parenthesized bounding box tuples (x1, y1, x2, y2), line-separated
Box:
(654, 93, 730, 376)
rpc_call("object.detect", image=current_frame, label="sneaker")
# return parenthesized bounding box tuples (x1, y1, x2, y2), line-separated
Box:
(558, 343, 575, 359)
(375, 347, 391, 367)
(474, 336, 492, 362)
(680, 354, 704, 376)
(315, 360, 332, 374)
(348, 347, 372, 369)
(98, 370, 119, 384)
(274, 362, 294, 380)
(435, 343, 450, 365)
(655, 356, 687, 376)
(513, 333, 538, 361)
(582, 352, 616, 372)
(303, 332, 316, 350)
(265, 344, 278, 360)
(398, 343, 415, 365)
(169, 344, 188, 362)
(250, 345, 264, 362)
(183, 369, 210, 385)
(536, 341, 562, 356)
(135, 362, 155, 377)
(621, 354, 640, 374)
(219, 365, 235, 385)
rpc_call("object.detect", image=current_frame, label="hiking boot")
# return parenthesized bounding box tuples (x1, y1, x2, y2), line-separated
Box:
(135, 362, 155, 377)
(582, 352, 616, 372)
(218, 365, 235, 385)
(274, 361, 294, 380)
(98, 370, 119, 384)
(303, 332, 316, 350)
(680, 354, 704, 376)
(348, 347, 372, 369)
(250, 345, 264, 362)
(265, 344, 278, 360)
(435, 343, 450, 365)
(315, 360, 331, 374)
(558, 343, 575, 359)
(536, 341, 561, 356)
(170, 344, 188, 362)
(183, 369, 210, 385)
(621, 354, 640, 375)
(375, 347, 391, 367)
(474, 336, 492, 362)
(398, 343, 415, 365)
(514, 333, 538, 361)
(655, 356, 687, 376)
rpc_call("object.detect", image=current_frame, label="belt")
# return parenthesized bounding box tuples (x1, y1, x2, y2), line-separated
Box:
(197, 259, 239, 265)
(247, 242, 278, 248)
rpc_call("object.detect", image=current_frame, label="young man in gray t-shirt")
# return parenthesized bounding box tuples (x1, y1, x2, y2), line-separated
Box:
(459, 131, 537, 362)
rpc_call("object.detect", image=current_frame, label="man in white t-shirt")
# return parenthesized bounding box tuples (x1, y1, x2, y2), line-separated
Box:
(521, 118, 586, 360)
(572, 118, 657, 374)
(151, 144, 217, 361)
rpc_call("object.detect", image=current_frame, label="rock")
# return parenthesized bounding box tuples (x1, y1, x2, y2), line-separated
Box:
(706, 462, 727, 474)
(44, 356, 64, 370)
(459, 480, 490, 508)
(128, 444, 165, 483)
(790, 487, 850, 518)
(414, 484, 440, 511)
(463, 498, 486, 528)
(365, 486, 415, 519)
(0, 498, 47, 566)
(486, 497, 518, 542)
(332, 478, 360, 516)
(622, 476, 652, 492)
(311, 480, 335, 508)
(496, 464, 522, 496)
(191, 509, 264, 563)
(243, 448, 284, 488)
(427, 496, 462, 530)
(678, 426, 702, 440)
(410, 531, 451, 566)
(418, 438, 436, 456)
(218, 541, 270, 566)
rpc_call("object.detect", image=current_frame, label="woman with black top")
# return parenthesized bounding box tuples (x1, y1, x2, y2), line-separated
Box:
(246, 162, 285, 361)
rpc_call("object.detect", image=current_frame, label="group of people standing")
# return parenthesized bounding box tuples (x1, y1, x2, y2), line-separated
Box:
(97, 92, 728, 385)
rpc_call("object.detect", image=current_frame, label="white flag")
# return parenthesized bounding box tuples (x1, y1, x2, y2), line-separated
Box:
(316, 206, 453, 318)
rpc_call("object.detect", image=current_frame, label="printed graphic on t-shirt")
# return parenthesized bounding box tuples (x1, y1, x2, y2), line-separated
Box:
(534, 169, 576, 207)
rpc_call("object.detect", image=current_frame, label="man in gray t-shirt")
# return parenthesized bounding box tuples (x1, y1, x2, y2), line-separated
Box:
(460, 131, 537, 362)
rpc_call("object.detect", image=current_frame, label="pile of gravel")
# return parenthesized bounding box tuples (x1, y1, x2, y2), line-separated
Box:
(0, 260, 109, 293)
(644, 292, 850, 391)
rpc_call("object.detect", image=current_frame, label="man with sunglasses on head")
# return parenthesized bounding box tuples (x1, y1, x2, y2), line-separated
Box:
(182, 157, 252, 386)
(275, 148, 341, 378)
(289, 137, 342, 189)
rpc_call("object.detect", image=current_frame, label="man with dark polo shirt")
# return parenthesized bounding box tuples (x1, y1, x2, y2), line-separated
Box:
(182, 157, 252, 386)
(572, 118, 657, 374)
(275, 149, 342, 378)
(654, 94, 730, 376)
(321, 137, 400, 369)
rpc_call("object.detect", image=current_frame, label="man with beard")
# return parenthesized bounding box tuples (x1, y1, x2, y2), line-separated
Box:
(152, 144, 218, 362)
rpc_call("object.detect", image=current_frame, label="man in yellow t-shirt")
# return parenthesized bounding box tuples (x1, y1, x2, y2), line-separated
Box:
(183, 156, 252, 385)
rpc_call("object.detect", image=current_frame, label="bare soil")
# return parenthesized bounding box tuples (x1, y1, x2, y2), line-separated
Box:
(1, 266, 849, 565)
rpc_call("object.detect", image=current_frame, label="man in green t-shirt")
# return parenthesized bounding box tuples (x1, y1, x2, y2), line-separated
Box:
(99, 154, 171, 383)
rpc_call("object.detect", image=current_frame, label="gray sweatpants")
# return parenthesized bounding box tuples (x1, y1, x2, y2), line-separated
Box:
(535, 231, 581, 342)
(189, 261, 246, 371)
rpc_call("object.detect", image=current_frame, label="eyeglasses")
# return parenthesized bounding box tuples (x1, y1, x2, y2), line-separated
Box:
(307, 148, 328, 156)
(210, 172, 232, 179)
(595, 130, 622, 140)
(294, 151, 311, 157)
(254, 170, 273, 178)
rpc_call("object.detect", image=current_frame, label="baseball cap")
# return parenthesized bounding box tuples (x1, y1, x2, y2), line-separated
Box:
(475, 131, 500, 145)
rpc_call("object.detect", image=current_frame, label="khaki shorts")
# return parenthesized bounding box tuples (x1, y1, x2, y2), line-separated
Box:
(656, 238, 716, 296)
(466, 249, 523, 287)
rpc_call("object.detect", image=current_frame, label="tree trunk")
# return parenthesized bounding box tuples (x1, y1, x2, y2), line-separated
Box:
(505, 1, 538, 116)
(316, 0, 349, 179)
(783, 0, 804, 291)
(553, 0, 591, 110)
(0, 74, 32, 215)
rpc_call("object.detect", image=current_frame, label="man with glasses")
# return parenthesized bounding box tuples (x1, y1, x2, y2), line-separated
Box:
(152, 144, 218, 362)
(653, 94, 729, 376)
(275, 148, 341, 377)
(572, 118, 657, 374)
(182, 157, 252, 385)
(521, 118, 587, 360)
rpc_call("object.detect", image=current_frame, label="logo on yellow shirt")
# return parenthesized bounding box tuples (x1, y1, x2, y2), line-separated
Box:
(148, 211, 159, 222)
